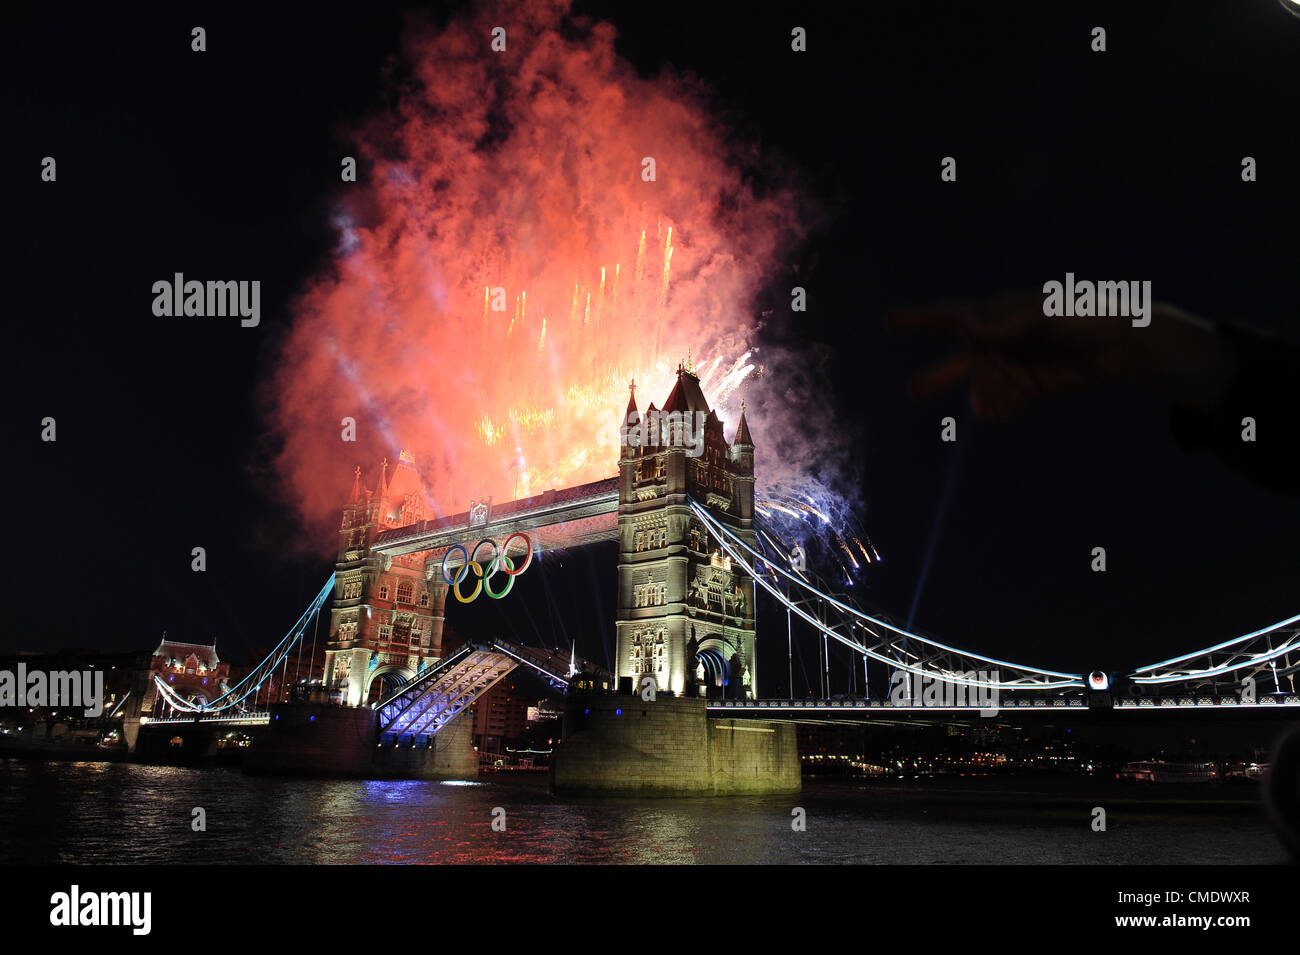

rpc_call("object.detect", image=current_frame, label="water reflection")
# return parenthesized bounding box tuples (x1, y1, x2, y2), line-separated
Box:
(0, 761, 1284, 865)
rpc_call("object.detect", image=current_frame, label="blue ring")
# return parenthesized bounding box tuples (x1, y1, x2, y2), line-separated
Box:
(441, 543, 470, 586)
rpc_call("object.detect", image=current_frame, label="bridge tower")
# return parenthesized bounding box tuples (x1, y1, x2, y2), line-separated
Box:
(615, 362, 757, 699)
(323, 451, 448, 706)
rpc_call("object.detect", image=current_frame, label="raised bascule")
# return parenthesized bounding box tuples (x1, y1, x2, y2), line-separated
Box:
(128, 364, 1300, 792)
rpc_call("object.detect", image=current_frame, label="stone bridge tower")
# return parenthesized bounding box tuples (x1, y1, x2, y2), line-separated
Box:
(615, 363, 757, 699)
(323, 451, 447, 706)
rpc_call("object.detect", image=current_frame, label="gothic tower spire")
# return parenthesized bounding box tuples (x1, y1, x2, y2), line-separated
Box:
(732, 398, 754, 448)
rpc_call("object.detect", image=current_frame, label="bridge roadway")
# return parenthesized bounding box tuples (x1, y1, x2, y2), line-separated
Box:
(135, 691, 1300, 733)
(142, 713, 271, 726)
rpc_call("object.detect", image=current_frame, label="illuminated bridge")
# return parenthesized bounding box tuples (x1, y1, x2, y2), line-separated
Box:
(147, 487, 1300, 734)
(137, 367, 1300, 756)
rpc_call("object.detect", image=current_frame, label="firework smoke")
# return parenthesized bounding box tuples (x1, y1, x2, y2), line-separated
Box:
(266, 0, 860, 554)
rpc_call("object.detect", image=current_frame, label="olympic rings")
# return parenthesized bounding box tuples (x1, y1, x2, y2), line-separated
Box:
(440, 534, 532, 602)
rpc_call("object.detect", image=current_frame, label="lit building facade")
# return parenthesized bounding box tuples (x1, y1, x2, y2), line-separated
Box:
(615, 364, 757, 698)
(322, 452, 446, 706)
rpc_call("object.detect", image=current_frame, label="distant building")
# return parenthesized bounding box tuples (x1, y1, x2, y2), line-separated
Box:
(527, 700, 563, 723)
(471, 683, 531, 754)
(142, 638, 231, 717)
(0, 648, 145, 722)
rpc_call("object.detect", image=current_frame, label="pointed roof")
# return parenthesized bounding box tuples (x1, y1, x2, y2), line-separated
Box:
(733, 399, 753, 447)
(349, 466, 362, 504)
(704, 408, 725, 441)
(385, 451, 426, 505)
(153, 638, 221, 668)
(626, 379, 638, 420)
(661, 364, 711, 416)
(375, 457, 389, 498)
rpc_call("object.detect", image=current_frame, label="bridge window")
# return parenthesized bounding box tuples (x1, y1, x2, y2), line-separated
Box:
(657, 528, 667, 548)
(379, 625, 392, 643)
(396, 581, 414, 605)
(378, 584, 389, 601)
(634, 531, 644, 552)
(634, 584, 666, 607)
(393, 622, 411, 645)
(418, 591, 430, 608)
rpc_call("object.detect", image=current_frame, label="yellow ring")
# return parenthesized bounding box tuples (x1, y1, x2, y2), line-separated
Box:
(453, 561, 483, 603)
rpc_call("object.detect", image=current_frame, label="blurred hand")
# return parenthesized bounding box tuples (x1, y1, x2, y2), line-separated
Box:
(887, 295, 1236, 419)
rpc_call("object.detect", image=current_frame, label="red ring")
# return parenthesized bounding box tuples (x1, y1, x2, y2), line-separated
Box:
(502, 532, 532, 576)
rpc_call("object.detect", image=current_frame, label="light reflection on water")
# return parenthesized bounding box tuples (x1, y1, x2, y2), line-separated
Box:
(0, 761, 1285, 864)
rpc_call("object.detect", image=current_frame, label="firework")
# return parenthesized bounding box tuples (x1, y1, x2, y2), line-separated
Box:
(269, 0, 806, 535)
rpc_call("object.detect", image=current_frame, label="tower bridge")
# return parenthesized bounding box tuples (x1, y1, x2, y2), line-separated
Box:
(131, 364, 1300, 790)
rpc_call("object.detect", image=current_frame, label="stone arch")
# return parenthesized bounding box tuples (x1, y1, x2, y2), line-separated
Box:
(365, 664, 416, 705)
(695, 637, 736, 697)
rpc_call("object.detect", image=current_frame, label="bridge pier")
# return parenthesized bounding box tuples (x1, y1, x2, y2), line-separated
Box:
(122, 716, 142, 754)
(549, 693, 800, 797)
(244, 702, 478, 779)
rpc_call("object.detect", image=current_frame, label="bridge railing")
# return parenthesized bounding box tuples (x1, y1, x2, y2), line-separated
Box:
(143, 712, 271, 725)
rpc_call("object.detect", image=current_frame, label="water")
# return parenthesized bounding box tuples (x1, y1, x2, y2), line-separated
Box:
(0, 760, 1286, 864)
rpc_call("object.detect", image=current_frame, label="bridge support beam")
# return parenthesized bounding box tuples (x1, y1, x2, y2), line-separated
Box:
(422, 577, 449, 660)
(122, 717, 142, 753)
(550, 693, 800, 797)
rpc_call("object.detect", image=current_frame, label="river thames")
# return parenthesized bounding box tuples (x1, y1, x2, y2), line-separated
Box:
(0, 761, 1286, 864)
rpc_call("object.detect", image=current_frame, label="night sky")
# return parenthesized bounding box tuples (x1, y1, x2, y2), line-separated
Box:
(6, 0, 1299, 694)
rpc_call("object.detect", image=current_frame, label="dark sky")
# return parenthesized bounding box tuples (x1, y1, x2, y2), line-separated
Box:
(6, 0, 1299, 693)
